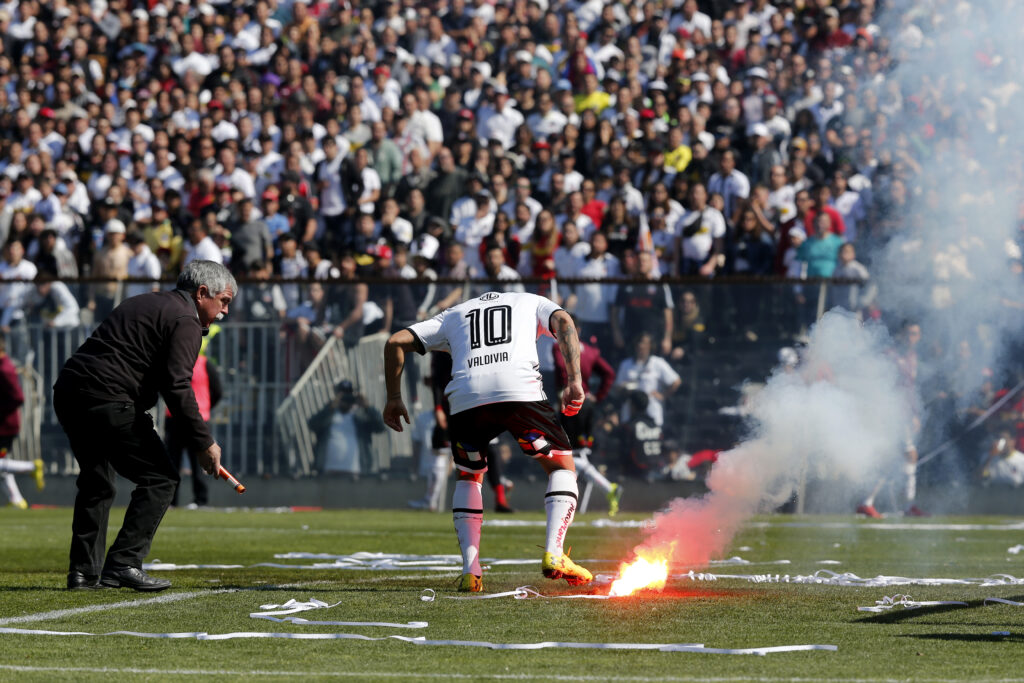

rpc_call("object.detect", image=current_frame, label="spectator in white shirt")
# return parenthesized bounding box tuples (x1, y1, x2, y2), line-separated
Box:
(707, 149, 751, 223)
(125, 231, 163, 299)
(615, 333, 682, 427)
(183, 220, 223, 266)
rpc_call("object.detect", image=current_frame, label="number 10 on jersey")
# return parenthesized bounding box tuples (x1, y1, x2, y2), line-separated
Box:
(466, 305, 512, 349)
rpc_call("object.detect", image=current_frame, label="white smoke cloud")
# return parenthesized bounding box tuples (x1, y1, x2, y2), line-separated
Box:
(636, 312, 911, 567)
(627, 0, 1024, 569)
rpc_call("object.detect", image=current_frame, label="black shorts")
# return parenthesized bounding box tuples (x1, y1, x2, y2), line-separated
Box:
(447, 401, 572, 474)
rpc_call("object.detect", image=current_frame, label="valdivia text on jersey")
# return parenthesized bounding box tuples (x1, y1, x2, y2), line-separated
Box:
(467, 352, 510, 368)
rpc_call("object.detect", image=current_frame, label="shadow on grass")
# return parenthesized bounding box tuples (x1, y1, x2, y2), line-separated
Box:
(901, 633, 1024, 643)
(856, 596, 1024, 624)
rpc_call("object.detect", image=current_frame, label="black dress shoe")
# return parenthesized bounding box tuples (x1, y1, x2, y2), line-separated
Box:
(67, 571, 101, 590)
(100, 566, 171, 592)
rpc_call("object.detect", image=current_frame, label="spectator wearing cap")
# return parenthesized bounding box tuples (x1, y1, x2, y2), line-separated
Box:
(309, 379, 385, 477)
(747, 123, 782, 186)
(125, 230, 163, 299)
(369, 65, 401, 114)
(89, 219, 132, 321)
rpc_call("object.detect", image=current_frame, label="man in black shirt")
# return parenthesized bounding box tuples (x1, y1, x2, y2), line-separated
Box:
(54, 260, 235, 592)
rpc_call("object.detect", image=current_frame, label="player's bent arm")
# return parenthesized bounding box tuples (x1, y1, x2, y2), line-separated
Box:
(382, 329, 419, 431)
(551, 310, 585, 416)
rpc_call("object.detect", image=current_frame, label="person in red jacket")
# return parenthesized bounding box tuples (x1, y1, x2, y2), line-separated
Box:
(553, 315, 622, 515)
(167, 352, 222, 508)
(0, 332, 44, 509)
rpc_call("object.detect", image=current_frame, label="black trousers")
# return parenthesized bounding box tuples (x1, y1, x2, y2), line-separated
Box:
(54, 389, 179, 575)
(167, 417, 209, 507)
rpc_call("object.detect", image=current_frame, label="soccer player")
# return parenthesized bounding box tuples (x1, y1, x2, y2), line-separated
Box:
(383, 290, 591, 592)
(0, 332, 44, 508)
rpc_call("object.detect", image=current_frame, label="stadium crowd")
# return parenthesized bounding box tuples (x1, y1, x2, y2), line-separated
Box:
(0, 0, 1020, 485)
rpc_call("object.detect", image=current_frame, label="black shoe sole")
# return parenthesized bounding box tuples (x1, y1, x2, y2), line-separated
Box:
(67, 583, 106, 591)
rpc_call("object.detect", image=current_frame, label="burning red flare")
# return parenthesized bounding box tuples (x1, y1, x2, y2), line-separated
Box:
(608, 552, 670, 597)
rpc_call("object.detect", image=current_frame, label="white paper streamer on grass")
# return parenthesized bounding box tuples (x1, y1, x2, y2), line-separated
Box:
(249, 598, 427, 629)
(1008, 545, 1024, 555)
(0, 626, 834, 655)
(985, 597, 1024, 607)
(857, 595, 968, 613)
(420, 586, 611, 602)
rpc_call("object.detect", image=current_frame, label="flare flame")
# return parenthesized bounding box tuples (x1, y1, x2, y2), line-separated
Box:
(608, 552, 670, 597)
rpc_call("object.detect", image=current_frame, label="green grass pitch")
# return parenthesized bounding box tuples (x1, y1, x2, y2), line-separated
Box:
(3, 506, 1024, 681)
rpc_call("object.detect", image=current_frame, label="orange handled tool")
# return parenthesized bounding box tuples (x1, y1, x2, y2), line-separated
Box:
(217, 465, 246, 494)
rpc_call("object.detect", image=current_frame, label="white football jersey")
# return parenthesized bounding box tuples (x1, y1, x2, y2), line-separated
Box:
(408, 291, 563, 414)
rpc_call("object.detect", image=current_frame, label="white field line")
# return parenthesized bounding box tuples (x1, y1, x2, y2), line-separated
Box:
(0, 667, 1018, 683)
(0, 581, 326, 627)
(0, 589, 238, 626)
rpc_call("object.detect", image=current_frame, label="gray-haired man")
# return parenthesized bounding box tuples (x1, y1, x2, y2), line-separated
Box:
(54, 261, 236, 592)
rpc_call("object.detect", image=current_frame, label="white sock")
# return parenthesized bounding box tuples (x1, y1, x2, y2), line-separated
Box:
(544, 469, 579, 555)
(904, 462, 917, 503)
(429, 452, 450, 512)
(452, 480, 483, 576)
(0, 458, 34, 474)
(1, 473, 24, 505)
(573, 449, 613, 494)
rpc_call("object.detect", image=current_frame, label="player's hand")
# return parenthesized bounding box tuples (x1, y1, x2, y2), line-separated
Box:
(198, 443, 222, 476)
(383, 397, 411, 432)
(434, 406, 448, 430)
(561, 381, 585, 417)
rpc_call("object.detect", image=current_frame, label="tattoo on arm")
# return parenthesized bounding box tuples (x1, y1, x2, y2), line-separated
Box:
(554, 314, 581, 384)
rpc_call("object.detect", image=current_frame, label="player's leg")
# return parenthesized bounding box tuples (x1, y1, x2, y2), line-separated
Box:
(564, 404, 621, 514)
(447, 407, 499, 592)
(856, 478, 885, 518)
(511, 401, 592, 585)
(0, 448, 47, 495)
(1, 473, 27, 509)
(903, 443, 926, 516)
(484, 440, 514, 512)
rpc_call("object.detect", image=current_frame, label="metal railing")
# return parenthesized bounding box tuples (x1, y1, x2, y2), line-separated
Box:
(275, 333, 432, 475)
